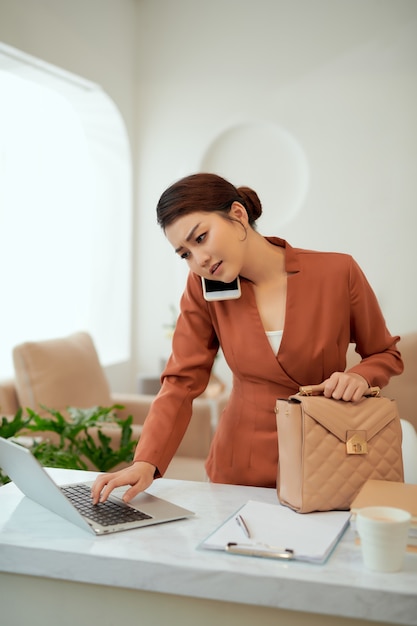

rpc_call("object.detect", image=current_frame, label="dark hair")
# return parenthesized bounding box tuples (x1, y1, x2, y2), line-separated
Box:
(156, 173, 262, 231)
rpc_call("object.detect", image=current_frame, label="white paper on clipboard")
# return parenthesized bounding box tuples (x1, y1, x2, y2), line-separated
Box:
(200, 500, 351, 563)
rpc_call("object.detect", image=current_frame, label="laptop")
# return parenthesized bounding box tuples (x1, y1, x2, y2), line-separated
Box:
(0, 437, 194, 535)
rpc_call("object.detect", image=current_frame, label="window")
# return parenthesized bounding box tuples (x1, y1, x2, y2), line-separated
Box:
(0, 43, 132, 378)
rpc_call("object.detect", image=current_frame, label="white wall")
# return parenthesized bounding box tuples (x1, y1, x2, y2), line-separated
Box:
(135, 0, 417, 384)
(0, 0, 416, 391)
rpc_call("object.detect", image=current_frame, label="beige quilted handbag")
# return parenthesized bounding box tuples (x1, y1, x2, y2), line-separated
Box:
(275, 385, 404, 513)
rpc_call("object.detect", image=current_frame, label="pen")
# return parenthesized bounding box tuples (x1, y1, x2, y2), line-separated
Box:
(235, 514, 251, 539)
(226, 543, 294, 560)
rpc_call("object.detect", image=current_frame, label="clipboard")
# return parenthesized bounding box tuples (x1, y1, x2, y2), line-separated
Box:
(200, 500, 351, 564)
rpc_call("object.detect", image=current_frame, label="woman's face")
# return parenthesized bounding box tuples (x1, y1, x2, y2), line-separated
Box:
(165, 203, 248, 283)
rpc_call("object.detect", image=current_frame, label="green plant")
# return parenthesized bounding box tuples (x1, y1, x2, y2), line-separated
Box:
(0, 405, 138, 486)
(0, 409, 31, 439)
(0, 410, 31, 485)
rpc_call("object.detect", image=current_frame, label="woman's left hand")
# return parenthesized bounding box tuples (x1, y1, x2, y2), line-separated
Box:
(321, 372, 369, 402)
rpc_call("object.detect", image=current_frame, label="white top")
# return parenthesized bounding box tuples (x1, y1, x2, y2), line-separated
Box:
(265, 329, 283, 354)
(0, 468, 416, 625)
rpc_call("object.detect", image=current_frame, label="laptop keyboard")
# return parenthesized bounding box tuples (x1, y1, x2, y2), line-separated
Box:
(61, 483, 152, 527)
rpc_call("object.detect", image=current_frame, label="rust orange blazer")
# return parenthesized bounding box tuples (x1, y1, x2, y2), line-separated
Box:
(134, 238, 403, 488)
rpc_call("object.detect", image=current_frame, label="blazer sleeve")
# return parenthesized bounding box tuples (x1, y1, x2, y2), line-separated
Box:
(347, 257, 403, 387)
(133, 272, 219, 475)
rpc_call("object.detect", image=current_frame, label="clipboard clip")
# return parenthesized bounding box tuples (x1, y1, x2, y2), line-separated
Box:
(226, 542, 294, 560)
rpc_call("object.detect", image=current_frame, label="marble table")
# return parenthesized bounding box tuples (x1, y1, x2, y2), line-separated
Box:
(0, 468, 416, 626)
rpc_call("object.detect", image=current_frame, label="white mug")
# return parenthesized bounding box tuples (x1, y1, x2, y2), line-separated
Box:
(356, 506, 411, 572)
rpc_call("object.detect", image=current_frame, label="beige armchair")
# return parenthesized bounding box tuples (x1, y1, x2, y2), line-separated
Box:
(0, 332, 228, 480)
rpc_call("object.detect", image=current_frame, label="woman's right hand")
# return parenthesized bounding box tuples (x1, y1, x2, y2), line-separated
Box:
(90, 461, 156, 505)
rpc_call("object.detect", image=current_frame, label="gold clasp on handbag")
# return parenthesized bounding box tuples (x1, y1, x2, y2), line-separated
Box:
(346, 431, 368, 455)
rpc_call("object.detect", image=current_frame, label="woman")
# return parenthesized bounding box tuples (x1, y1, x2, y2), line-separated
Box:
(92, 173, 403, 504)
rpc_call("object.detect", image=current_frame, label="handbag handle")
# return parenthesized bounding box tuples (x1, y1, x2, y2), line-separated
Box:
(298, 383, 381, 397)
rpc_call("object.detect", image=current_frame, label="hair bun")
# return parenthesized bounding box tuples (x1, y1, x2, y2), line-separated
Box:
(237, 186, 263, 223)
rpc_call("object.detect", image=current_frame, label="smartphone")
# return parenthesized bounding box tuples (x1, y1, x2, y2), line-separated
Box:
(202, 276, 241, 301)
